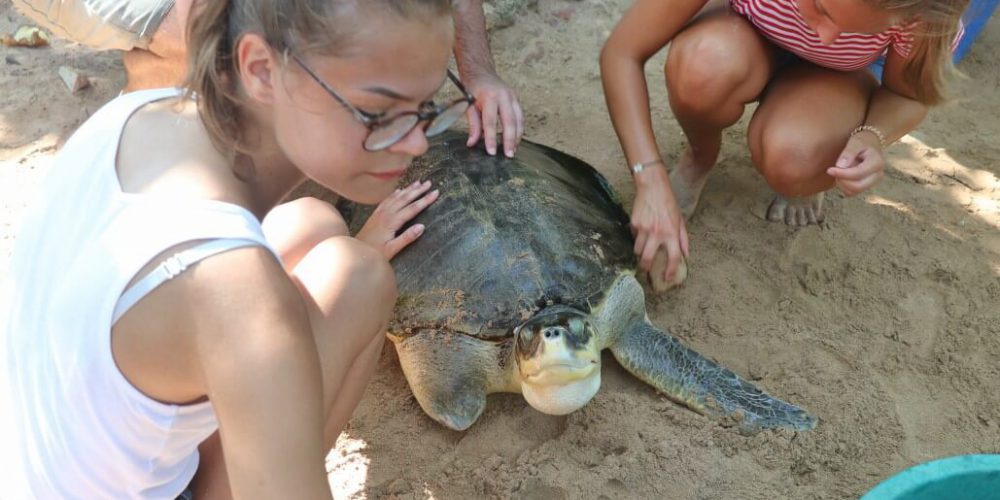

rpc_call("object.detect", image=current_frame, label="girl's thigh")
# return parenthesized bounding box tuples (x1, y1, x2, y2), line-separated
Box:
(747, 62, 877, 176)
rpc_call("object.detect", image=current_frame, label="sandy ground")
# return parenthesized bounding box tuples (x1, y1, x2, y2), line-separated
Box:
(2, 1, 999, 499)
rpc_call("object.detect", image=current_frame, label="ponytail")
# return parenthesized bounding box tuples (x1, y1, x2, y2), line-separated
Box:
(183, 1, 244, 160)
(874, 0, 970, 105)
(900, 20, 960, 105)
(181, 0, 455, 161)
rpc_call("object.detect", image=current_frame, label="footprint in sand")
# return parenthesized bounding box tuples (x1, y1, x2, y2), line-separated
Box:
(517, 479, 570, 500)
(897, 288, 944, 358)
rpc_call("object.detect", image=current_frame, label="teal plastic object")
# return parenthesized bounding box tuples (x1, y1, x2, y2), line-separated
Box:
(861, 455, 1000, 500)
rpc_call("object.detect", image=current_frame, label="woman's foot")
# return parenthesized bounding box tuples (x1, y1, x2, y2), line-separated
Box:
(668, 148, 714, 220)
(766, 192, 825, 226)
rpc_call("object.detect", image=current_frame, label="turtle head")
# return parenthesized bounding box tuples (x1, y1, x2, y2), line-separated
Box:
(514, 306, 601, 415)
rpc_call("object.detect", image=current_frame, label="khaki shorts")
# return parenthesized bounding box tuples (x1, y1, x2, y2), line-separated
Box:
(12, 0, 175, 51)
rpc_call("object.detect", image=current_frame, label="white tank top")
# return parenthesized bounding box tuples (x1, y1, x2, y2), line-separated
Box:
(0, 88, 280, 498)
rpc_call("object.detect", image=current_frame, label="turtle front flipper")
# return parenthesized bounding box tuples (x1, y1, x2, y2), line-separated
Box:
(391, 330, 513, 431)
(610, 320, 817, 432)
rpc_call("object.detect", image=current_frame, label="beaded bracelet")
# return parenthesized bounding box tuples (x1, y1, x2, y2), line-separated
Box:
(850, 125, 888, 148)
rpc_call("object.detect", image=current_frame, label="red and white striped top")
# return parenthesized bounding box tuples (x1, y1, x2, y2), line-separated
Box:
(729, 0, 963, 71)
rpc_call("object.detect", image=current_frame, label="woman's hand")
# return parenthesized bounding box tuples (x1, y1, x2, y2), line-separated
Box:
(630, 167, 690, 285)
(357, 180, 440, 260)
(826, 131, 886, 197)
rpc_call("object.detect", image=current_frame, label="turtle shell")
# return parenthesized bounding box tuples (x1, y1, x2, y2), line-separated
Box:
(348, 131, 635, 339)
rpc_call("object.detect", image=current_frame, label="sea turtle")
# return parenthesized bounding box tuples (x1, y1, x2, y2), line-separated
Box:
(346, 131, 817, 433)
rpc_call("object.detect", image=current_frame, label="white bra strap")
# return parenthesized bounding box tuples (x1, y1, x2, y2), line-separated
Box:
(112, 238, 264, 325)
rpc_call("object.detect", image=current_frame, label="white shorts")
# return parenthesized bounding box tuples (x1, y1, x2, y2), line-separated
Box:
(12, 0, 175, 51)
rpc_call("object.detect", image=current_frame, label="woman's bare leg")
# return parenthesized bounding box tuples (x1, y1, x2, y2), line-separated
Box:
(192, 198, 394, 499)
(747, 63, 877, 226)
(664, 9, 777, 218)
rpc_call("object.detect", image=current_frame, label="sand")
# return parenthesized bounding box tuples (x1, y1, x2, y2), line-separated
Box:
(2, 1, 998, 498)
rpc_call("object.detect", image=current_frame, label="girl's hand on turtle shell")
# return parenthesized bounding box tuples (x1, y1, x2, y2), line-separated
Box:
(630, 167, 690, 284)
(357, 180, 440, 260)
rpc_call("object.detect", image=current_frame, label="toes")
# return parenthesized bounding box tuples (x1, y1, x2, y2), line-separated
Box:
(785, 207, 799, 226)
(813, 193, 826, 222)
(815, 208, 826, 223)
(807, 207, 818, 225)
(767, 197, 787, 222)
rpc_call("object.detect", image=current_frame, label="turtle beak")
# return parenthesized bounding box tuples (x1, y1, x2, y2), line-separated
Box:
(516, 322, 602, 415)
(515, 325, 599, 383)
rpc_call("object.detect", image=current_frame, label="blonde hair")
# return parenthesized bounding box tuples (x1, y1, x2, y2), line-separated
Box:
(184, 0, 453, 157)
(874, 0, 970, 105)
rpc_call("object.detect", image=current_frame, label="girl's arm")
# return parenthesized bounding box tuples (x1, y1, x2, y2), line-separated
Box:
(600, 0, 707, 281)
(826, 49, 929, 196)
(189, 247, 333, 499)
(859, 49, 929, 145)
(600, 0, 709, 173)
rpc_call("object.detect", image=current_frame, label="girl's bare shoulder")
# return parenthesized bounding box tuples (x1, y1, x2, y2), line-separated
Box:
(116, 95, 251, 208)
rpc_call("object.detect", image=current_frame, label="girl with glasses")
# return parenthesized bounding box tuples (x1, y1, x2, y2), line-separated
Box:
(1, 0, 465, 498)
(601, 0, 967, 286)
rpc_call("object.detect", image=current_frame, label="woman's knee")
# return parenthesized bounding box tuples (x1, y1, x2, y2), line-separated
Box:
(753, 131, 836, 196)
(263, 197, 349, 263)
(665, 18, 765, 113)
(298, 237, 397, 319)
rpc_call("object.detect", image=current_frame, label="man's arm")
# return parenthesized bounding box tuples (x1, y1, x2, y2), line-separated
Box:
(452, 0, 524, 157)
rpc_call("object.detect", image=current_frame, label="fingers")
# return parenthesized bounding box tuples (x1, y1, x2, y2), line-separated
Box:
(826, 153, 885, 197)
(497, 93, 524, 158)
(826, 159, 878, 182)
(835, 141, 865, 169)
(465, 106, 482, 148)
(513, 99, 524, 148)
(384, 180, 438, 224)
(360, 180, 439, 260)
(396, 188, 440, 222)
(633, 229, 647, 258)
(382, 223, 426, 260)
(661, 238, 682, 284)
(380, 180, 433, 212)
(481, 98, 499, 156)
(639, 236, 659, 272)
(679, 222, 690, 258)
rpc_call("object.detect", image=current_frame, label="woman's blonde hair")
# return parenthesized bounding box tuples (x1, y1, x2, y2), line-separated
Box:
(875, 0, 970, 105)
(184, 0, 453, 157)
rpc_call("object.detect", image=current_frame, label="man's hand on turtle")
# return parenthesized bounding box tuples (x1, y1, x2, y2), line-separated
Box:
(357, 180, 440, 260)
(464, 72, 523, 158)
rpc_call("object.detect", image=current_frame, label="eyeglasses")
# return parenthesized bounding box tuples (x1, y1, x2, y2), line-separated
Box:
(292, 55, 475, 151)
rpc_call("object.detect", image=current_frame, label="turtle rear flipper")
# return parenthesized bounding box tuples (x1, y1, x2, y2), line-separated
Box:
(393, 330, 508, 431)
(610, 320, 817, 433)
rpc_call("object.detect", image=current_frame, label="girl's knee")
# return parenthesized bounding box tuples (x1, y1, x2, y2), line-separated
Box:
(303, 237, 397, 314)
(263, 197, 349, 260)
(753, 133, 834, 196)
(666, 21, 759, 110)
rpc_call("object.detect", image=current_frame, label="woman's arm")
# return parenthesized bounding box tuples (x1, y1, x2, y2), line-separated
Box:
(600, 0, 706, 281)
(600, 0, 708, 172)
(826, 48, 929, 195)
(861, 49, 930, 144)
(189, 247, 333, 499)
